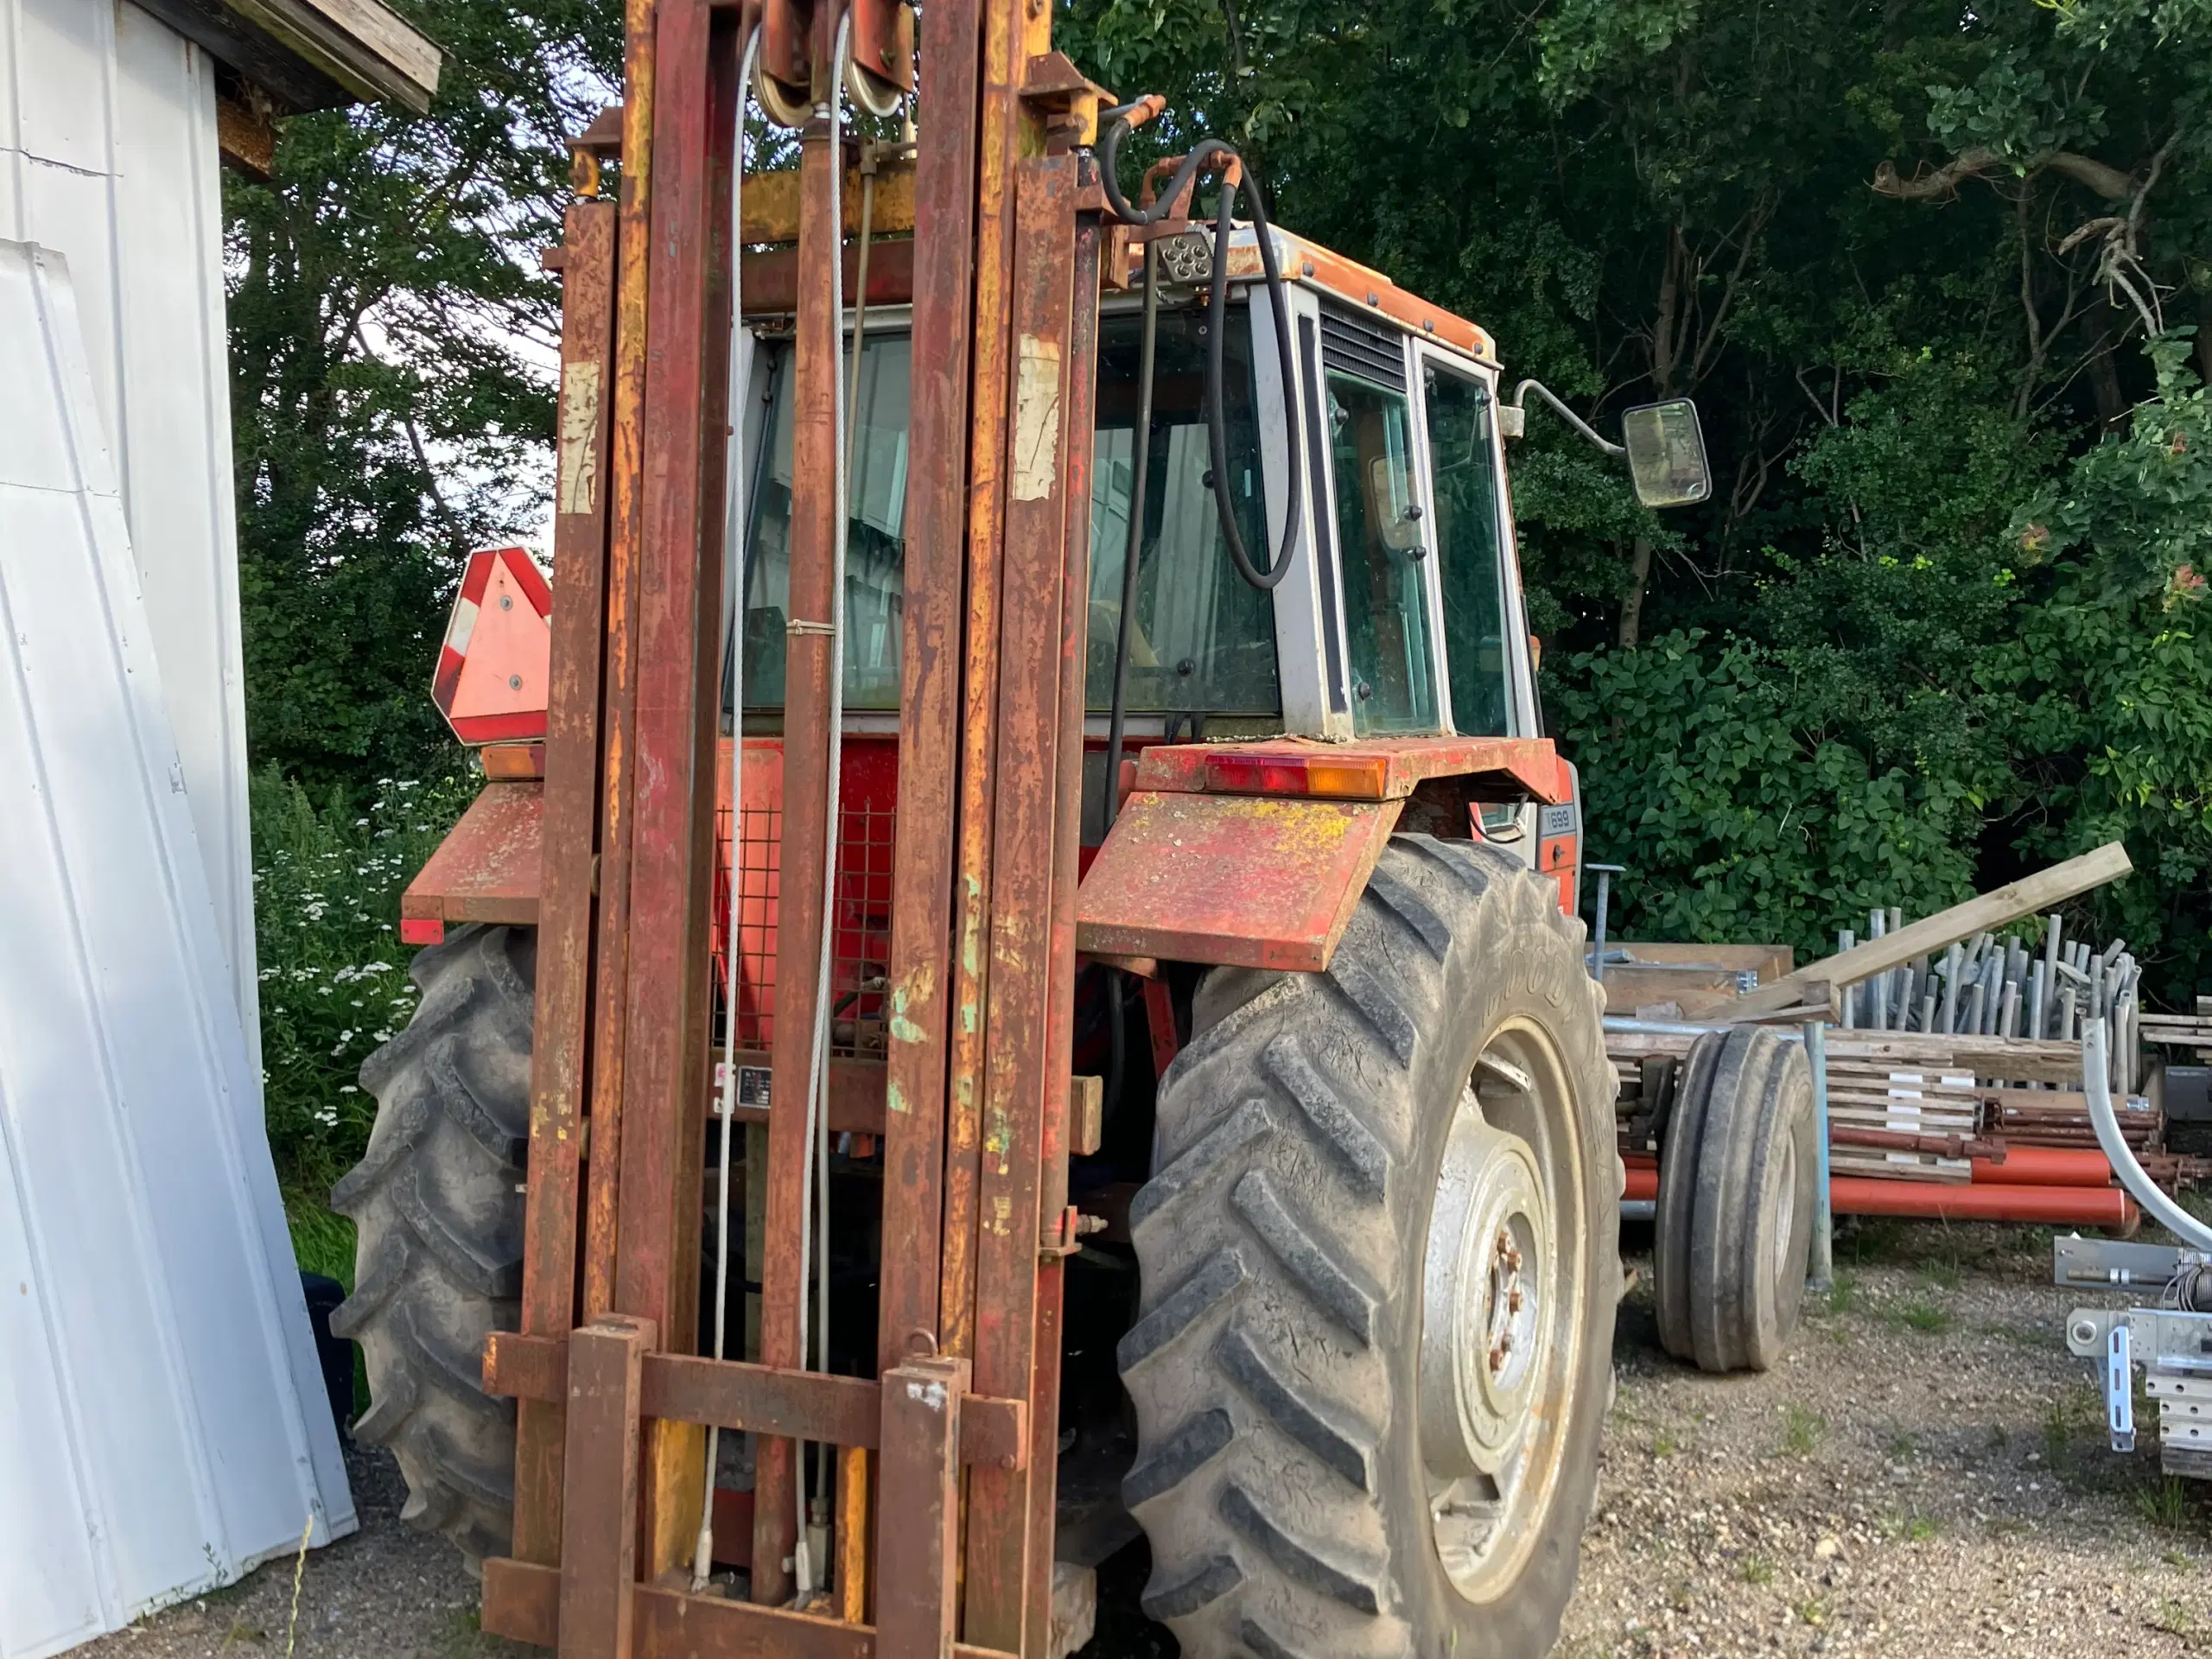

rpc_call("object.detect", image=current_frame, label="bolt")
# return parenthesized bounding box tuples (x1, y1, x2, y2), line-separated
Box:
(1489, 1334, 1513, 1372)
(1508, 1287, 1524, 1314)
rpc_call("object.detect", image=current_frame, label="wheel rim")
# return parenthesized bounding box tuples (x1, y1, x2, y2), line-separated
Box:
(1420, 1023, 1586, 1601)
(1770, 1135, 1799, 1282)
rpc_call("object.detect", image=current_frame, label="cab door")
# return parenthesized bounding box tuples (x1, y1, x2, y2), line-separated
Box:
(1410, 344, 1547, 861)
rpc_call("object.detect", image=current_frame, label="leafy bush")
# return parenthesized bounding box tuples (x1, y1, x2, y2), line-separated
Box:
(251, 765, 473, 1190)
(1554, 631, 1982, 957)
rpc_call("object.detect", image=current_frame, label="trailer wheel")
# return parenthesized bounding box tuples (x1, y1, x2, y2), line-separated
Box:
(331, 924, 533, 1566)
(1653, 1026, 1814, 1373)
(1117, 836, 1618, 1659)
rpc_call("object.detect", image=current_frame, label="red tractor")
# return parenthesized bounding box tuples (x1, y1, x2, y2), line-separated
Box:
(332, 20, 1801, 1652)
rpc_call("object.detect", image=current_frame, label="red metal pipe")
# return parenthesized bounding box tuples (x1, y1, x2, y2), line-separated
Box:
(1624, 1166, 1658, 1204)
(1828, 1176, 2136, 1227)
(1970, 1147, 2114, 1188)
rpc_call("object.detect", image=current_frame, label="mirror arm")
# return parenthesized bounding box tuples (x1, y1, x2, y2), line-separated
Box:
(1504, 378, 1625, 457)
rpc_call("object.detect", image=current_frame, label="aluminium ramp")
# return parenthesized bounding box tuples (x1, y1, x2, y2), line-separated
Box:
(0, 240, 353, 1659)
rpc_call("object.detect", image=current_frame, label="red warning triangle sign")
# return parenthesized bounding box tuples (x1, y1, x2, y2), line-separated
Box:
(432, 546, 553, 743)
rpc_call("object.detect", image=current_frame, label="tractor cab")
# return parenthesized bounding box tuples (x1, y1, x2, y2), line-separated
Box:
(728, 221, 1602, 861)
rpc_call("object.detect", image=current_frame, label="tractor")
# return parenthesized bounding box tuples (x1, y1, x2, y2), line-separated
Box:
(330, 5, 1811, 1653)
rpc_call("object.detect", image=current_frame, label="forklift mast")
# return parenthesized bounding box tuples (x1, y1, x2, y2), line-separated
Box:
(473, 0, 1116, 1650)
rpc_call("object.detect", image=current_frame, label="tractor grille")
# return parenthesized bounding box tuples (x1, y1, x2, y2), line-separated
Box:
(1319, 301, 1407, 391)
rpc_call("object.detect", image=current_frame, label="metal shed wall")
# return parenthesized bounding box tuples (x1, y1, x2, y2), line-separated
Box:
(0, 238, 354, 1659)
(0, 0, 259, 1060)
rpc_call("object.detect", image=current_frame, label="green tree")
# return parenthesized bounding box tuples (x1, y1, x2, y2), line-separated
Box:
(226, 2, 620, 792)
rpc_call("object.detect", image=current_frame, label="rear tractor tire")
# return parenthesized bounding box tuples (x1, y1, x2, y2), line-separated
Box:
(1653, 1025, 1815, 1374)
(1117, 836, 1619, 1659)
(331, 924, 534, 1566)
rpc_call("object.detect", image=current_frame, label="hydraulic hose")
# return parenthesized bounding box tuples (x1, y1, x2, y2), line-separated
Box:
(1096, 111, 1302, 592)
(1102, 236, 1161, 836)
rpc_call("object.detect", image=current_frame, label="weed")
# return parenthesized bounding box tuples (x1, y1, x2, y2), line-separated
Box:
(1651, 1431, 1681, 1459)
(1884, 1509, 1941, 1543)
(1887, 1299, 1955, 1335)
(1796, 1595, 1831, 1627)
(1885, 1427, 1920, 1462)
(1739, 1554, 1775, 1586)
(1780, 1404, 1826, 1456)
(2166, 1547, 2196, 1568)
(1918, 1255, 1963, 1291)
(2043, 1382, 2101, 1464)
(2138, 1478, 2192, 1531)
(2152, 1598, 2196, 1638)
(1823, 1270, 1861, 1315)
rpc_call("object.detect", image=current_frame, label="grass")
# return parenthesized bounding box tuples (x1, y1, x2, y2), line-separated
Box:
(2151, 1597, 2197, 1639)
(1885, 1426, 1920, 1462)
(1796, 1595, 1831, 1627)
(2043, 1381, 2102, 1465)
(1780, 1403, 1826, 1456)
(1738, 1554, 1775, 1586)
(1650, 1430, 1682, 1459)
(1822, 1269, 1861, 1315)
(2138, 1477, 2196, 1531)
(1885, 1298, 1955, 1336)
(1883, 1509, 1942, 1543)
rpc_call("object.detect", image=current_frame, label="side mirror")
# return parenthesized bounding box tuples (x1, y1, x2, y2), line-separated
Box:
(1621, 399, 1711, 509)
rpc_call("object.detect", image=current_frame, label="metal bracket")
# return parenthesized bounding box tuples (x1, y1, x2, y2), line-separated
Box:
(2107, 1322, 2136, 1453)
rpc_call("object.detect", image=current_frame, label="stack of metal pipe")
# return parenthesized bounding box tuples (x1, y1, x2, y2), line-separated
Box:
(1833, 909, 2141, 1096)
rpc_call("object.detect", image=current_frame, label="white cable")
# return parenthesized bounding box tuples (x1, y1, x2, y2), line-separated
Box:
(792, 9, 855, 1603)
(692, 19, 763, 1597)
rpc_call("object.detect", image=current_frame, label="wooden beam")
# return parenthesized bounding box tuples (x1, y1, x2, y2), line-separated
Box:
(1726, 843, 2133, 1018)
(226, 0, 441, 111)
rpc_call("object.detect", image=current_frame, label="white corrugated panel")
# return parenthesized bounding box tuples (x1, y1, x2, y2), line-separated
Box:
(0, 240, 354, 1659)
(0, 0, 259, 1064)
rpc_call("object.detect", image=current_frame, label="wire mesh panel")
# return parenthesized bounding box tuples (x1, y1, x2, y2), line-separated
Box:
(712, 736, 899, 1054)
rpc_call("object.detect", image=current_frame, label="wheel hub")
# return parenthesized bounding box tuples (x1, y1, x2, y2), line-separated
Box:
(1421, 1038, 1580, 1603)
(1421, 1092, 1551, 1479)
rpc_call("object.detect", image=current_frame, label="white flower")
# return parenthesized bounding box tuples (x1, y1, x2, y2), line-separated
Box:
(339, 1084, 359, 1095)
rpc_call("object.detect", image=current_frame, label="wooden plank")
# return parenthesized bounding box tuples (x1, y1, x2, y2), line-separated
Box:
(557, 1317, 654, 1659)
(1729, 843, 2133, 1016)
(484, 1337, 1028, 1466)
(512, 193, 619, 1570)
(875, 1355, 968, 1659)
(222, 0, 442, 110)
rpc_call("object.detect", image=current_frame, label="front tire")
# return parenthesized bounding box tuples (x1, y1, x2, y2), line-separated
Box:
(330, 924, 533, 1565)
(1116, 836, 1618, 1659)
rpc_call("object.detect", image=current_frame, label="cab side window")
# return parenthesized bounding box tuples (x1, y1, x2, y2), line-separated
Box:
(1422, 365, 1513, 736)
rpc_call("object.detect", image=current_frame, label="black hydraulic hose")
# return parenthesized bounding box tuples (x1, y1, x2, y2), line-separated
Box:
(1103, 238, 1161, 836)
(1202, 167, 1300, 589)
(1096, 110, 1301, 591)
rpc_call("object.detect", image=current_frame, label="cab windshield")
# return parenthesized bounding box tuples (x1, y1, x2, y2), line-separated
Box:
(734, 308, 1279, 719)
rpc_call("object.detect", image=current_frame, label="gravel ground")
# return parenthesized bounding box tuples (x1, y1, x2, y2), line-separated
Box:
(86, 1217, 2209, 1658)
